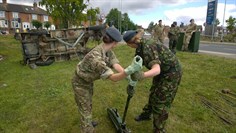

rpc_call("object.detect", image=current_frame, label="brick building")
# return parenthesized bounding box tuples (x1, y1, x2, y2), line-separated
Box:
(0, 0, 54, 33)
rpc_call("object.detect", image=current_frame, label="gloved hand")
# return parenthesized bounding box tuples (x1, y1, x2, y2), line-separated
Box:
(127, 85, 135, 97)
(131, 71, 144, 81)
(124, 55, 143, 75)
(126, 75, 137, 87)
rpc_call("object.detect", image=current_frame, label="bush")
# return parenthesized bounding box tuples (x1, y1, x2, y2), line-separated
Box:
(223, 34, 236, 42)
(31, 20, 42, 30)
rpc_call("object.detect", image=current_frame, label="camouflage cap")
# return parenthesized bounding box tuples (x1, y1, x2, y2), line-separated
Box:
(106, 27, 122, 42)
(123, 30, 138, 42)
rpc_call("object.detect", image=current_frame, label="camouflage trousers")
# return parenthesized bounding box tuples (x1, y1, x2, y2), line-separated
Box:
(72, 73, 94, 133)
(168, 38, 178, 54)
(157, 36, 164, 44)
(140, 70, 182, 132)
(182, 33, 192, 51)
(154, 35, 164, 44)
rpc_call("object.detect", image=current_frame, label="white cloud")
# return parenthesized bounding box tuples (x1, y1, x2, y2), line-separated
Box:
(7, 0, 41, 6)
(163, 3, 236, 27)
(164, 6, 207, 26)
(88, 0, 204, 14)
(217, 3, 236, 26)
(3, 0, 236, 29)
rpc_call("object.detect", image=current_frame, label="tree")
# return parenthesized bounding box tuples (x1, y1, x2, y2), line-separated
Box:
(122, 13, 136, 32)
(105, 8, 136, 32)
(215, 18, 220, 26)
(31, 20, 42, 30)
(105, 8, 120, 28)
(86, 7, 100, 25)
(147, 21, 155, 33)
(226, 16, 236, 33)
(180, 22, 184, 28)
(44, 21, 51, 30)
(39, 0, 99, 29)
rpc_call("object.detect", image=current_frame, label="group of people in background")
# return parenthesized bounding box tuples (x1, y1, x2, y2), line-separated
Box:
(152, 18, 197, 54)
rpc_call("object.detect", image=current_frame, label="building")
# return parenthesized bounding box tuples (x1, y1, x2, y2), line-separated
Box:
(0, 0, 54, 33)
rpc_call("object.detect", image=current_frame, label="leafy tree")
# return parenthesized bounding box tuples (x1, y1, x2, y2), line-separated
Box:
(226, 16, 236, 33)
(105, 8, 136, 32)
(39, 0, 99, 29)
(147, 21, 155, 33)
(105, 8, 120, 28)
(215, 18, 220, 26)
(122, 13, 136, 32)
(180, 22, 184, 28)
(44, 21, 51, 30)
(86, 7, 100, 25)
(31, 20, 42, 30)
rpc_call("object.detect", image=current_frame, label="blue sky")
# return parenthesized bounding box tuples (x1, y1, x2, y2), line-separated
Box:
(4, 0, 236, 28)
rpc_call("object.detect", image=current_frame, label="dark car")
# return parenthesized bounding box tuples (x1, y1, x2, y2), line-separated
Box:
(0, 30, 7, 35)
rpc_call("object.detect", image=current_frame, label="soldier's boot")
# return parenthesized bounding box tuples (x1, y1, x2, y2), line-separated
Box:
(134, 112, 151, 121)
(91, 121, 98, 127)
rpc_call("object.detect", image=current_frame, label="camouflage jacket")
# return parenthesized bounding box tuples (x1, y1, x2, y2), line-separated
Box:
(135, 39, 181, 74)
(154, 24, 164, 37)
(76, 44, 119, 82)
(168, 26, 180, 40)
(186, 23, 197, 34)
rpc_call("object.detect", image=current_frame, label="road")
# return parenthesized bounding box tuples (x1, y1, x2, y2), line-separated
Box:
(198, 43, 236, 59)
(163, 38, 236, 59)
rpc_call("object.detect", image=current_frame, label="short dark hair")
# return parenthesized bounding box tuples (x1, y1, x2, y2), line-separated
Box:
(190, 19, 194, 22)
(102, 34, 114, 44)
(158, 20, 162, 23)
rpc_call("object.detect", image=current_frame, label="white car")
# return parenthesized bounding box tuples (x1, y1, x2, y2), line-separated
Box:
(143, 31, 152, 39)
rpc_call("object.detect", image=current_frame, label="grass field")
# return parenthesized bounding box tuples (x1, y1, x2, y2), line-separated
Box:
(0, 35, 236, 133)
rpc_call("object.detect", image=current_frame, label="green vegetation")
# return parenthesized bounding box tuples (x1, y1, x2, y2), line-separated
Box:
(31, 20, 42, 30)
(39, 0, 98, 29)
(0, 35, 236, 133)
(226, 16, 236, 33)
(105, 8, 137, 32)
(44, 21, 51, 30)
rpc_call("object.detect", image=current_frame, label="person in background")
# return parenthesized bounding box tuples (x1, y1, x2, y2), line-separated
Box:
(154, 20, 165, 44)
(182, 19, 197, 51)
(123, 29, 182, 133)
(168, 21, 180, 54)
(72, 27, 142, 133)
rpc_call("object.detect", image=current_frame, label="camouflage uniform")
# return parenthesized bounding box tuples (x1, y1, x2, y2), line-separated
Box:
(72, 44, 119, 133)
(136, 39, 182, 132)
(154, 24, 165, 44)
(183, 23, 197, 51)
(168, 26, 180, 54)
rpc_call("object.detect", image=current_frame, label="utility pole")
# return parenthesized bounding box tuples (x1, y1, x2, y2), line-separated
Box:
(211, 20, 215, 41)
(221, 0, 227, 42)
(119, 0, 122, 32)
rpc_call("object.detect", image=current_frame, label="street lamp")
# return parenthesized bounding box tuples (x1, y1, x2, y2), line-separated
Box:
(211, 20, 215, 41)
(221, 0, 227, 42)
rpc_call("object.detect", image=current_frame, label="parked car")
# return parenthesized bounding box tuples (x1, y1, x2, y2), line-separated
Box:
(143, 31, 152, 39)
(0, 30, 7, 35)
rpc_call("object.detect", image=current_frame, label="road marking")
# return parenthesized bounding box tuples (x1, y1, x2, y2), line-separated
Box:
(199, 50, 236, 56)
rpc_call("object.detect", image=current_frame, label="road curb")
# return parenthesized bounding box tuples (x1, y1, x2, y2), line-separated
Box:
(198, 50, 236, 59)
(200, 41, 236, 46)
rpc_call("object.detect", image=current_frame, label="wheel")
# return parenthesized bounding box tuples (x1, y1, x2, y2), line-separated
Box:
(35, 58, 54, 66)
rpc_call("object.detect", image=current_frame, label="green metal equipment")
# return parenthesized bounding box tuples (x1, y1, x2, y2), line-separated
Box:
(107, 85, 134, 133)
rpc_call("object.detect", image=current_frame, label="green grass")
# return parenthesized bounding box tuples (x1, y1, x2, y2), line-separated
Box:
(0, 35, 236, 133)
